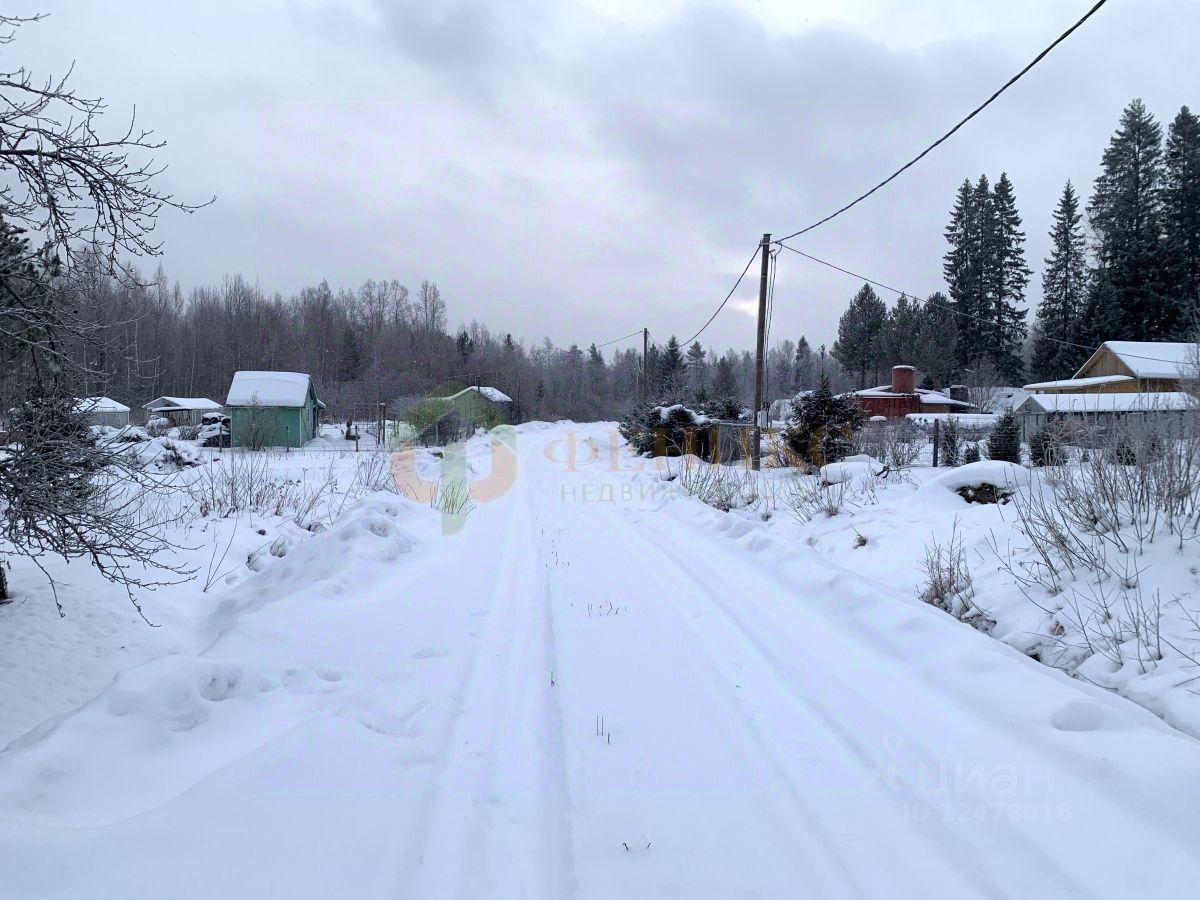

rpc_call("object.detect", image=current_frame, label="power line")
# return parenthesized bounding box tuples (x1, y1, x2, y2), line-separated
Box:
(594, 328, 645, 349)
(682, 243, 763, 346)
(777, 242, 1190, 368)
(774, 0, 1109, 245)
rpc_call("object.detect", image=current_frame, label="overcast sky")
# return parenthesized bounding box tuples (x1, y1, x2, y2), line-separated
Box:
(12, 1, 1200, 352)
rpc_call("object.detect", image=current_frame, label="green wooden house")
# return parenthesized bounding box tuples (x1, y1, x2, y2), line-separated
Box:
(225, 371, 325, 448)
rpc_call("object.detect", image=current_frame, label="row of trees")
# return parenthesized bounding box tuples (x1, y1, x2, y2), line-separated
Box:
(831, 99, 1200, 388)
(1033, 101, 1200, 379)
(17, 253, 863, 426)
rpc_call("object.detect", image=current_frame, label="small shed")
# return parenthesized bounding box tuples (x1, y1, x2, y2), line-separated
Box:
(76, 396, 130, 428)
(1015, 391, 1194, 440)
(225, 371, 325, 448)
(143, 396, 223, 426)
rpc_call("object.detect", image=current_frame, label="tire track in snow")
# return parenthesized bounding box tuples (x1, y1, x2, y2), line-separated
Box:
(392, 453, 573, 899)
(620, 501, 1092, 896)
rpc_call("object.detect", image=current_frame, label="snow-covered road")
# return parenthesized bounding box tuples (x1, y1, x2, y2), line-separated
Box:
(4, 422, 1200, 898)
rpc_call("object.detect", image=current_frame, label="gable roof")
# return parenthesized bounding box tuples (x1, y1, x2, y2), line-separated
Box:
(1077, 341, 1198, 380)
(76, 396, 130, 414)
(143, 396, 223, 411)
(445, 386, 513, 404)
(226, 371, 320, 408)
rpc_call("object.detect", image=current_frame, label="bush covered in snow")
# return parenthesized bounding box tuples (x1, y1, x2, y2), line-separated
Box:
(618, 400, 711, 456)
(782, 373, 866, 468)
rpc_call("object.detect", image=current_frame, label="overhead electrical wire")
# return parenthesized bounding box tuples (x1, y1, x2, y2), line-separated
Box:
(681, 243, 763, 346)
(773, 0, 1109, 244)
(776, 242, 1189, 368)
(594, 327, 645, 349)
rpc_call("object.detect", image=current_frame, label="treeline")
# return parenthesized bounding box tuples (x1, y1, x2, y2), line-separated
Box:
(831, 99, 1200, 388)
(38, 255, 850, 424)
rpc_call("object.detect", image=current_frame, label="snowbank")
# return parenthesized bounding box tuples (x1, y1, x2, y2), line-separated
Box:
(93, 425, 202, 470)
(819, 454, 883, 485)
(920, 460, 1032, 494)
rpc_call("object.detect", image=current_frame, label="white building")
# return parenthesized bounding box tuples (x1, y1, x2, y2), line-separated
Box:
(76, 397, 130, 428)
(143, 396, 223, 426)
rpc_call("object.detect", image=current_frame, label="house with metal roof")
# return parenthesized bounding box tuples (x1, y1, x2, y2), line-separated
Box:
(1025, 341, 1198, 395)
(225, 371, 325, 448)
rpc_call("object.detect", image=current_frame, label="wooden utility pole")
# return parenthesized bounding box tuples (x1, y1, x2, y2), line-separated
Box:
(751, 233, 771, 471)
(641, 327, 649, 401)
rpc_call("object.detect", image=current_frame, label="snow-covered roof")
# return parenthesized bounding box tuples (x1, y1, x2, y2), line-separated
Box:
(1019, 391, 1195, 414)
(1024, 374, 1133, 391)
(847, 386, 973, 407)
(906, 413, 1000, 425)
(143, 396, 223, 411)
(76, 396, 130, 414)
(445, 386, 513, 404)
(226, 371, 318, 408)
(1078, 341, 1198, 380)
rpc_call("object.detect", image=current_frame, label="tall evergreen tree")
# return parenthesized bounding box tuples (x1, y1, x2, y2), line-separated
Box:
(943, 178, 986, 367)
(914, 293, 958, 387)
(831, 283, 887, 387)
(1032, 181, 1089, 380)
(792, 336, 814, 393)
(685, 340, 707, 394)
(710, 353, 738, 402)
(880, 294, 921, 367)
(1164, 105, 1200, 325)
(1087, 99, 1171, 340)
(657, 335, 685, 391)
(985, 173, 1030, 381)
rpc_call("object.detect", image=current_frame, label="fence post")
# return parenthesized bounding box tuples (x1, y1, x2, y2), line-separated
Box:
(932, 418, 941, 467)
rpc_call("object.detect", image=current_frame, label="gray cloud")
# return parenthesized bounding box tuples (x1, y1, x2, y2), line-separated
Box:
(13, 0, 1200, 351)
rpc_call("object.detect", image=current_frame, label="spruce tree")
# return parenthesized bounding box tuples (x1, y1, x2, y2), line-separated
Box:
(944, 179, 985, 367)
(881, 294, 921, 367)
(792, 336, 814, 392)
(1032, 181, 1089, 380)
(985, 173, 1030, 381)
(986, 411, 1022, 464)
(1088, 99, 1170, 340)
(1164, 105, 1200, 325)
(685, 340, 707, 394)
(914, 293, 958, 387)
(711, 354, 738, 403)
(832, 283, 887, 387)
(658, 336, 685, 391)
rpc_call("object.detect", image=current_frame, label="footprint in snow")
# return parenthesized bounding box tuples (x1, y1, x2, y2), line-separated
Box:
(1051, 700, 1110, 732)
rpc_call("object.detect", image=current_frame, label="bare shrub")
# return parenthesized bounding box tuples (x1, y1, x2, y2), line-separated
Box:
(673, 456, 771, 514)
(919, 521, 990, 629)
(786, 474, 851, 522)
(992, 409, 1200, 675)
(853, 419, 925, 470)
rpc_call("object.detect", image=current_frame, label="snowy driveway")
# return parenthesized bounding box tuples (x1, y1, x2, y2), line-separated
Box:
(3, 422, 1200, 898)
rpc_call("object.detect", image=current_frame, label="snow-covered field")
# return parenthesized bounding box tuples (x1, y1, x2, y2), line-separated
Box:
(3, 422, 1200, 897)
